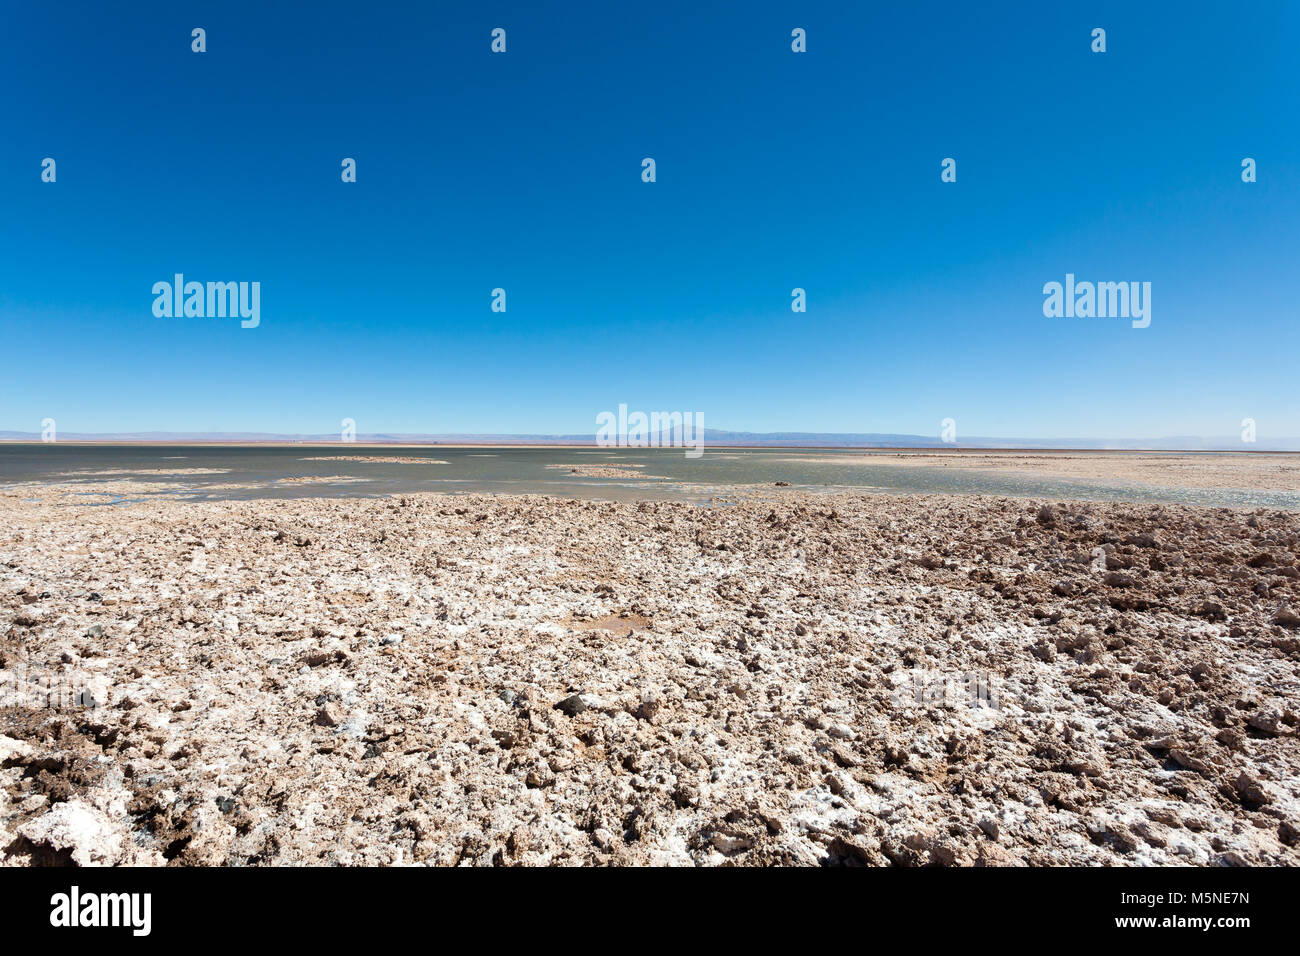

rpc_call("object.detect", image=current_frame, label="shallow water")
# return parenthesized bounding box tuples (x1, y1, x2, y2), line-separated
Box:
(2, 444, 1297, 509)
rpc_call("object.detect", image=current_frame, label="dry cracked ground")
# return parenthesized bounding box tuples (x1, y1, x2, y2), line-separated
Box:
(1, 490, 1298, 866)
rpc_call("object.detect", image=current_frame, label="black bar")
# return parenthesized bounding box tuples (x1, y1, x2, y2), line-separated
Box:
(0, 865, 1276, 942)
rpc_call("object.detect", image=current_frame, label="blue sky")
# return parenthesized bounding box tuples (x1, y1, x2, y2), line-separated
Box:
(1, 1, 1297, 439)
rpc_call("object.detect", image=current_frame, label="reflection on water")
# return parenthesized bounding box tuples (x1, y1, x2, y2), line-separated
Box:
(1, 444, 1297, 509)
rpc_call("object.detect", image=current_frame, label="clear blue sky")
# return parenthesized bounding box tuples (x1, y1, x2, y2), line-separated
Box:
(2, 1, 1297, 439)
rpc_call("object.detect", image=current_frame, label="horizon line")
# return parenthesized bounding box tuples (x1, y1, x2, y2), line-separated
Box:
(2, 428, 1297, 454)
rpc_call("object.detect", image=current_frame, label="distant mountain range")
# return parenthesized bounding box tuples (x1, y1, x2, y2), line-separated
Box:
(2, 429, 1297, 451)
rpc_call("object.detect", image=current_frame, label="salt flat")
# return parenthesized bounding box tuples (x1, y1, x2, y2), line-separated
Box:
(780, 451, 1300, 492)
(2, 488, 1298, 865)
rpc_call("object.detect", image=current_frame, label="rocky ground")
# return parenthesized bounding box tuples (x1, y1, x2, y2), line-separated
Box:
(1, 489, 1298, 866)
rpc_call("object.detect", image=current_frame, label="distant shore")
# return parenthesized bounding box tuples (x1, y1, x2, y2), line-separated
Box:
(4, 440, 1300, 454)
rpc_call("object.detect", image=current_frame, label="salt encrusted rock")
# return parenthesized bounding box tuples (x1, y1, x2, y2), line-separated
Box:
(1247, 706, 1284, 736)
(827, 722, 856, 741)
(19, 800, 123, 866)
(524, 766, 554, 789)
(1235, 771, 1271, 808)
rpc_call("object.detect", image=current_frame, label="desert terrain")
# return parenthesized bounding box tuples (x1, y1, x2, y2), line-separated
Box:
(1, 477, 1298, 866)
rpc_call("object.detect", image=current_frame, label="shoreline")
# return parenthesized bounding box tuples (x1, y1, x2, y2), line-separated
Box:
(3, 447, 1299, 508)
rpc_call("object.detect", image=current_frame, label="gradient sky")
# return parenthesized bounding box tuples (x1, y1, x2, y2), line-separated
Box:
(1, 1, 1297, 439)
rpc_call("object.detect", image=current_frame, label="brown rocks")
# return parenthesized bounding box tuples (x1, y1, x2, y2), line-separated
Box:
(1247, 706, 1285, 736)
(1234, 771, 1271, 808)
(1271, 605, 1300, 628)
(316, 702, 344, 727)
(524, 766, 554, 789)
(1169, 748, 1214, 774)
